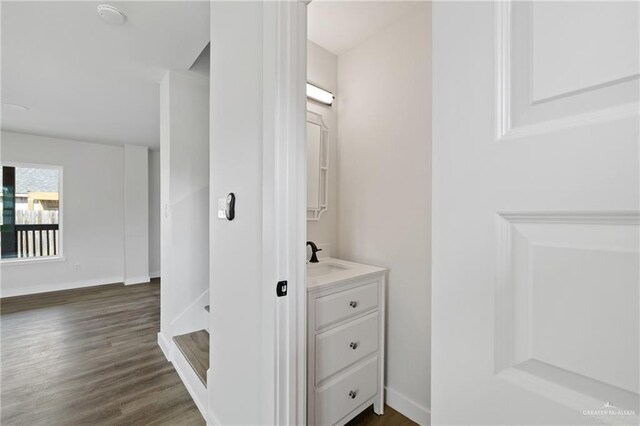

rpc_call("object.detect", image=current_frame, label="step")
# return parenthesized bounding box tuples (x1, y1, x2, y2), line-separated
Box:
(173, 329, 209, 387)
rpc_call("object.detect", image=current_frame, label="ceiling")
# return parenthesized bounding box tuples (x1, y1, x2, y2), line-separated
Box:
(1, 1, 210, 148)
(308, 0, 423, 56)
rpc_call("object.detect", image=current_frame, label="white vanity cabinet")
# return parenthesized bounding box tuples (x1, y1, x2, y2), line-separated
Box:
(307, 259, 386, 426)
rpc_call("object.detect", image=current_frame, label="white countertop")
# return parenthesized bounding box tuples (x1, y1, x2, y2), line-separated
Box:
(306, 257, 386, 291)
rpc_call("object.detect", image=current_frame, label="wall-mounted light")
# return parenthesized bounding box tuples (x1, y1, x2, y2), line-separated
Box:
(307, 83, 334, 106)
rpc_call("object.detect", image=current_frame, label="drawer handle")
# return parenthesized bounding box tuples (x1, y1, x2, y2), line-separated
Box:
(348, 390, 357, 399)
(349, 301, 358, 308)
(349, 341, 358, 350)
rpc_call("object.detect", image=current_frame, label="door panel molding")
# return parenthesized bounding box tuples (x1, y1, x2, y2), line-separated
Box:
(497, 360, 639, 425)
(494, 211, 639, 419)
(495, 0, 640, 142)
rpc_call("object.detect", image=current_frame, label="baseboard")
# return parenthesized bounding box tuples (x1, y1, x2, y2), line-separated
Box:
(0, 276, 124, 298)
(385, 386, 431, 426)
(157, 332, 172, 362)
(124, 275, 151, 285)
(206, 369, 220, 425)
(172, 340, 208, 421)
(150, 271, 161, 279)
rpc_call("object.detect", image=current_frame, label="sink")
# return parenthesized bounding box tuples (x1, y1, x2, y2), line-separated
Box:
(306, 257, 387, 289)
(307, 261, 348, 277)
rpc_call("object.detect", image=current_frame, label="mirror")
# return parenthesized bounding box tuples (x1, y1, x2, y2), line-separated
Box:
(307, 111, 328, 220)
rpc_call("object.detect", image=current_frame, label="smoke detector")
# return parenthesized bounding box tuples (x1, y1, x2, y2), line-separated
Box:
(97, 4, 126, 25)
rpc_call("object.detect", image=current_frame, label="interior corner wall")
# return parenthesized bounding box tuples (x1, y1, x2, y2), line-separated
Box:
(0, 131, 126, 297)
(124, 144, 150, 285)
(336, 4, 432, 423)
(148, 149, 161, 278)
(306, 41, 339, 256)
(159, 70, 209, 342)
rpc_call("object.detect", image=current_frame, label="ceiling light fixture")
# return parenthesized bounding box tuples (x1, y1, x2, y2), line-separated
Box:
(97, 4, 126, 25)
(307, 83, 334, 106)
(2, 103, 29, 112)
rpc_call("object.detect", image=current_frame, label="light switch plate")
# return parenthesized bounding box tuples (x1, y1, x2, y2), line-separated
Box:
(217, 198, 226, 219)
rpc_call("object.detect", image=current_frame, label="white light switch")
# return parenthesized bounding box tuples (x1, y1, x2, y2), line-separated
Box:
(217, 198, 226, 219)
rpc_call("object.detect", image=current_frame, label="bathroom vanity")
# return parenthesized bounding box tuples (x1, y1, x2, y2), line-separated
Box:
(307, 258, 386, 426)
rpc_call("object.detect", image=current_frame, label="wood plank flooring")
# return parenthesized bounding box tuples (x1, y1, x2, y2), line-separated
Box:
(0, 280, 204, 425)
(345, 405, 418, 426)
(1, 280, 416, 426)
(173, 330, 209, 386)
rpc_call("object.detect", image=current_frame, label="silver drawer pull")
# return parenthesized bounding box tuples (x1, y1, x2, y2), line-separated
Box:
(348, 390, 357, 399)
(349, 301, 358, 308)
(349, 341, 358, 350)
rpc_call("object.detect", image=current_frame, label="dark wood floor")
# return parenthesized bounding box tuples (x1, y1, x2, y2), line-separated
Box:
(173, 330, 209, 386)
(1, 280, 204, 425)
(346, 405, 418, 426)
(1, 280, 416, 426)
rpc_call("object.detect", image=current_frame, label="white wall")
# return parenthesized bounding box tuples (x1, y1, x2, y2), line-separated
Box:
(124, 144, 150, 285)
(209, 2, 308, 423)
(148, 150, 161, 278)
(0, 131, 126, 296)
(336, 4, 432, 423)
(307, 41, 339, 256)
(209, 4, 267, 422)
(159, 70, 209, 343)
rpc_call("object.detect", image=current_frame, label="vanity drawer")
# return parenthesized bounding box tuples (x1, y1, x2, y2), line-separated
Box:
(315, 282, 378, 329)
(315, 311, 379, 384)
(314, 356, 378, 426)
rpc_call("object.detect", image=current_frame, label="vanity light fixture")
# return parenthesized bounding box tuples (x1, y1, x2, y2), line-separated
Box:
(307, 83, 334, 106)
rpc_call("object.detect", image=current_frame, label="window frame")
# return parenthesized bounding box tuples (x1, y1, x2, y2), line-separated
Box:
(1, 162, 64, 264)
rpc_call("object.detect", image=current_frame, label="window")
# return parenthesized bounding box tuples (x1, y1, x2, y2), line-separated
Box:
(1, 164, 62, 260)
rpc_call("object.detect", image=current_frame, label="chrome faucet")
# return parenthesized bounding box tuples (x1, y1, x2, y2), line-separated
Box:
(306, 241, 322, 263)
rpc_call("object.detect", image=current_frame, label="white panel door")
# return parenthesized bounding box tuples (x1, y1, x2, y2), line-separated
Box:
(432, 1, 639, 424)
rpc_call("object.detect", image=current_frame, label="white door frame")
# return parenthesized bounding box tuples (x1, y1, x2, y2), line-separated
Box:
(266, 1, 308, 424)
